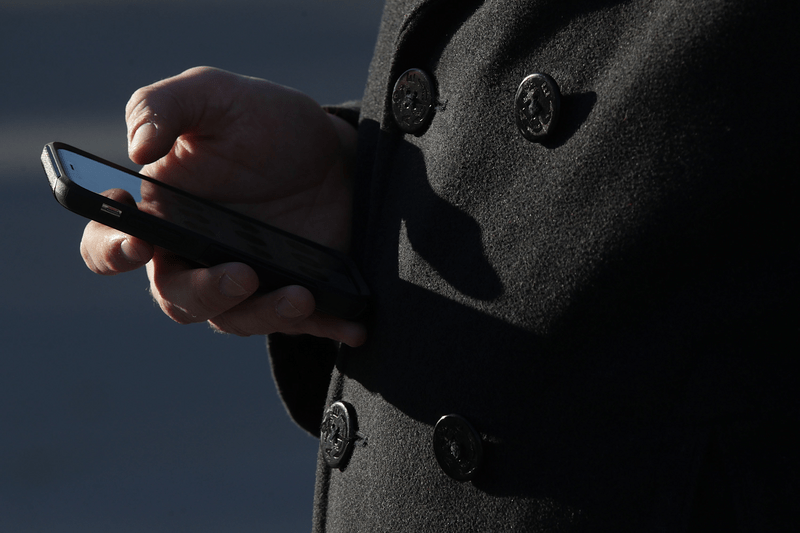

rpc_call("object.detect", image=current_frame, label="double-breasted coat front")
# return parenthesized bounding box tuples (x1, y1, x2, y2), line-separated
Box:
(269, 0, 800, 530)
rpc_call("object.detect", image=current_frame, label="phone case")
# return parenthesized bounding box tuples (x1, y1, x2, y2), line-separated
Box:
(41, 142, 370, 319)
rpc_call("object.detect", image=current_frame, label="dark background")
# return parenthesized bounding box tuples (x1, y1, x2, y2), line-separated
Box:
(0, 1, 383, 530)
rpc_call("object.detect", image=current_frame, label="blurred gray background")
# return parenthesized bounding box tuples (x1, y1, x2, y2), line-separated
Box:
(0, 0, 383, 530)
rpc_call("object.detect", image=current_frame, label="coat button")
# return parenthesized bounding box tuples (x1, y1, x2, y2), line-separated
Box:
(320, 401, 354, 469)
(391, 68, 435, 134)
(433, 414, 483, 481)
(515, 73, 561, 141)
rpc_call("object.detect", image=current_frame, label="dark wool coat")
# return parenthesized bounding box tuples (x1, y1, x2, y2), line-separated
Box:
(269, 0, 800, 530)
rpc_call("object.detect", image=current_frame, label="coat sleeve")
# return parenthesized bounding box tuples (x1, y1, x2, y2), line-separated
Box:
(267, 333, 340, 436)
(322, 101, 361, 130)
(267, 101, 362, 437)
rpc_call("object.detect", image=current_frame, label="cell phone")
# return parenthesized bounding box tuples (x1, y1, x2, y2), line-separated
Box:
(41, 141, 369, 319)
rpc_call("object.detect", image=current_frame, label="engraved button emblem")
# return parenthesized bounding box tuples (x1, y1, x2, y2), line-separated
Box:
(515, 73, 561, 141)
(320, 401, 354, 469)
(433, 414, 484, 481)
(392, 68, 435, 134)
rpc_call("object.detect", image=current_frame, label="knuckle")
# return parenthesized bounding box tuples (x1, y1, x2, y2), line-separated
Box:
(192, 287, 227, 320)
(254, 302, 304, 333)
(80, 233, 123, 276)
(80, 225, 105, 273)
(207, 316, 251, 337)
(185, 65, 217, 77)
(79, 240, 100, 273)
(159, 298, 197, 325)
(125, 88, 153, 123)
(147, 282, 197, 325)
(148, 272, 230, 326)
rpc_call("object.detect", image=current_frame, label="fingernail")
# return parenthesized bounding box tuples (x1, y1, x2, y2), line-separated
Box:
(276, 297, 303, 319)
(130, 122, 157, 151)
(220, 273, 249, 298)
(120, 238, 144, 263)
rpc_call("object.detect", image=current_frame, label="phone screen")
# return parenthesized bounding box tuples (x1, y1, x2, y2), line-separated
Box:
(57, 148, 354, 289)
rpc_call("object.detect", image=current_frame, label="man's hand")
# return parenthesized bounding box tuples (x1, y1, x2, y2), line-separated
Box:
(80, 67, 365, 347)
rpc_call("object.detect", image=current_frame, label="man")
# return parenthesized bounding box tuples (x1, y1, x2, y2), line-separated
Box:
(81, 0, 799, 530)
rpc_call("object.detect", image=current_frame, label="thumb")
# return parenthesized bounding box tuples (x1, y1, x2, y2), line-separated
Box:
(128, 120, 162, 163)
(125, 67, 221, 165)
(125, 89, 184, 166)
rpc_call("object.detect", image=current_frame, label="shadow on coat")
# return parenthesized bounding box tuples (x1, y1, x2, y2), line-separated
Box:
(354, 120, 504, 302)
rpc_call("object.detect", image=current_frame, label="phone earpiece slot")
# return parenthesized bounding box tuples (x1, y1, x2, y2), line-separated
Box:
(101, 203, 122, 217)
